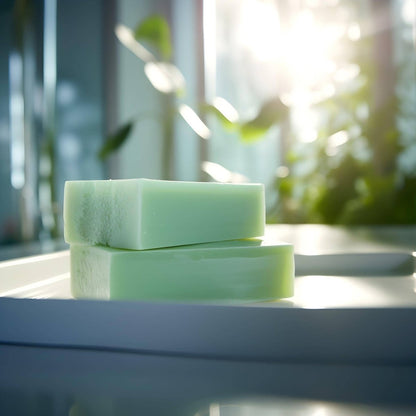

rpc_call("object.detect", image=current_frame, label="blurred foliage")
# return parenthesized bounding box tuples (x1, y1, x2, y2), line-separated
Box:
(98, 121, 133, 160)
(201, 103, 237, 131)
(102, 9, 416, 225)
(273, 101, 416, 224)
(99, 15, 178, 178)
(271, 20, 416, 225)
(239, 98, 288, 142)
(134, 14, 172, 60)
(100, 15, 289, 170)
(202, 97, 289, 143)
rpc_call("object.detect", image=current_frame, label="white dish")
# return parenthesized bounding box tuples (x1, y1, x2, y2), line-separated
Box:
(1, 249, 416, 364)
(1, 249, 415, 308)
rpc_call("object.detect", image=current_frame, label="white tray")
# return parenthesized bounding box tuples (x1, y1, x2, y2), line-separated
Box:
(1, 249, 415, 307)
(1, 248, 416, 364)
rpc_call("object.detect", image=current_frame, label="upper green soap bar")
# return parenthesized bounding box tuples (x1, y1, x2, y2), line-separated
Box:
(64, 178, 265, 250)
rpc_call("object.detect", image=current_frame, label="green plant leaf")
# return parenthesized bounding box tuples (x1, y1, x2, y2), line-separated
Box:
(98, 122, 133, 160)
(201, 104, 238, 131)
(240, 97, 288, 142)
(134, 15, 172, 60)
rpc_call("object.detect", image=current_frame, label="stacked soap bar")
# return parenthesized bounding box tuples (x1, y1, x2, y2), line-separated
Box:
(70, 240, 293, 301)
(64, 178, 265, 250)
(64, 178, 294, 302)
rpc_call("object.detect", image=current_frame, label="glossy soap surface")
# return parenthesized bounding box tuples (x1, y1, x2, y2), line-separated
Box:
(64, 179, 265, 250)
(70, 239, 294, 302)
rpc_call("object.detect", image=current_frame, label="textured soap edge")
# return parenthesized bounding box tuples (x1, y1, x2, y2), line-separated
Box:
(70, 245, 111, 299)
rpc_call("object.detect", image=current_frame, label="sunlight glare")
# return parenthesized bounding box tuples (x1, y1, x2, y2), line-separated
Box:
(328, 130, 349, 147)
(300, 128, 318, 143)
(179, 104, 211, 139)
(202, 161, 247, 183)
(238, 2, 344, 101)
(291, 101, 319, 143)
(212, 97, 239, 123)
(326, 130, 349, 156)
(294, 275, 383, 309)
(281, 10, 342, 88)
(333, 63, 360, 83)
(402, 0, 416, 25)
(235, 0, 354, 144)
(144, 62, 185, 94)
(276, 165, 289, 178)
(238, 0, 281, 62)
(115, 24, 154, 62)
(347, 22, 361, 41)
(281, 85, 335, 108)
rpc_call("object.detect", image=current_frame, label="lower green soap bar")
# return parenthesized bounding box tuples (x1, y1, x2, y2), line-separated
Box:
(70, 239, 294, 302)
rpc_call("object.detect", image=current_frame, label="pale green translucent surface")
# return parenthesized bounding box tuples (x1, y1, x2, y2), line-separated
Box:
(64, 179, 265, 250)
(70, 239, 294, 302)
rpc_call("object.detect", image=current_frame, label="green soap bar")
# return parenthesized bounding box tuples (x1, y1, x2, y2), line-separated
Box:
(64, 178, 265, 250)
(70, 239, 294, 302)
